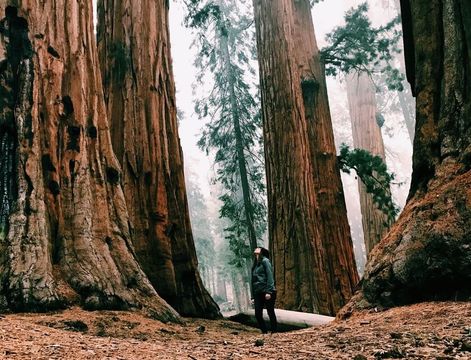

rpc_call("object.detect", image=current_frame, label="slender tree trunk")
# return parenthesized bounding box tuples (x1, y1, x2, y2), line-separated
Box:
(219, 33, 258, 253)
(346, 72, 392, 255)
(216, 270, 227, 302)
(0, 0, 178, 321)
(97, 0, 220, 318)
(230, 272, 242, 312)
(345, 0, 471, 310)
(253, 0, 358, 315)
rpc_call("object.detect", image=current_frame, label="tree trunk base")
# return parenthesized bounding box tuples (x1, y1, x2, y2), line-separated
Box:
(342, 166, 471, 314)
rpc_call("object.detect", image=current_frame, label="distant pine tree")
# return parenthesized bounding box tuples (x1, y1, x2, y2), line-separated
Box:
(186, 0, 267, 270)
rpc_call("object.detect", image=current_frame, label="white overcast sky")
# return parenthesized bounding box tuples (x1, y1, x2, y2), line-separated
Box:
(169, 0, 411, 209)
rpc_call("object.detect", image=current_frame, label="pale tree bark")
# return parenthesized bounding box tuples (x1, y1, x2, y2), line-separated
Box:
(346, 72, 392, 255)
(391, 0, 416, 144)
(97, 0, 220, 318)
(216, 271, 227, 302)
(253, 0, 358, 315)
(0, 0, 178, 321)
(343, 0, 471, 311)
(231, 271, 250, 312)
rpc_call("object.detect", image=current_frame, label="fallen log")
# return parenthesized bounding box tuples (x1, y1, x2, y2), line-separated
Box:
(228, 309, 334, 332)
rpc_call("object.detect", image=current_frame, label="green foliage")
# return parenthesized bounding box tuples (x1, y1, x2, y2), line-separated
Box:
(338, 144, 399, 223)
(183, 0, 221, 29)
(321, 3, 404, 91)
(186, 0, 266, 268)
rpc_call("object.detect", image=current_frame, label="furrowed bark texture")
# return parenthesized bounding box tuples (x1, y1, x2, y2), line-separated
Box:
(293, 0, 359, 312)
(346, 0, 471, 309)
(97, 0, 220, 318)
(253, 0, 358, 315)
(0, 0, 179, 321)
(346, 72, 392, 255)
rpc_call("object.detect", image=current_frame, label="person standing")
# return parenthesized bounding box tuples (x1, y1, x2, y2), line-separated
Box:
(251, 247, 277, 333)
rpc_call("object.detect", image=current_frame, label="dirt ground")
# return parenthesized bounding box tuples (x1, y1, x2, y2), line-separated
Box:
(0, 301, 469, 359)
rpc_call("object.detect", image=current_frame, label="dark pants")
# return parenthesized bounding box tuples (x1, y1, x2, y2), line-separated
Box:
(254, 291, 277, 333)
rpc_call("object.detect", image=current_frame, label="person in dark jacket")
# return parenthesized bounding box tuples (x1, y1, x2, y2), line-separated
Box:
(251, 247, 277, 333)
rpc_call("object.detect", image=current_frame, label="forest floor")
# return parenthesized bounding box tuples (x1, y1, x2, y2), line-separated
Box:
(0, 301, 469, 359)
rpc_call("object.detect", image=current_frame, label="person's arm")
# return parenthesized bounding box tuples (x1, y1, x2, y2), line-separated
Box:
(262, 258, 275, 293)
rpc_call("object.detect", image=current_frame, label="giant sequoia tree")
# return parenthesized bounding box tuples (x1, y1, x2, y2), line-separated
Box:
(346, 72, 392, 255)
(97, 0, 219, 318)
(0, 0, 178, 321)
(253, 0, 359, 315)
(350, 0, 471, 308)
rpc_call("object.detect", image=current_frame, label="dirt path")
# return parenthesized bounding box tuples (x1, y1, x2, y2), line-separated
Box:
(0, 301, 469, 359)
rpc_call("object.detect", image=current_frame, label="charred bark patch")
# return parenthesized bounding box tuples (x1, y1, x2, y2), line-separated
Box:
(62, 96, 74, 116)
(301, 78, 320, 109)
(0, 5, 34, 237)
(66, 125, 81, 152)
(144, 171, 152, 185)
(105, 236, 112, 247)
(47, 46, 60, 59)
(87, 125, 97, 139)
(109, 41, 128, 83)
(106, 167, 120, 185)
(301, 77, 320, 126)
(41, 154, 56, 172)
(0, 132, 17, 237)
(69, 160, 76, 182)
(48, 180, 60, 195)
(301, 77, 320, 94)
(126, 277, 138, 289)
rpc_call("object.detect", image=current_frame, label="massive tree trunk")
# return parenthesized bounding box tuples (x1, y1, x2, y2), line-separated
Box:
(292, 0, 360, 311)
(345, 0, 471, 310)
(253, 0, 358, 315)
(0, 0, 178, 321)
(97, 0, 220, 318)
(346, 72, 392, 255)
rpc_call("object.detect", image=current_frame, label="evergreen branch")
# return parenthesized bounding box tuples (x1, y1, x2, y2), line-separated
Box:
(338, 144, 399, 221)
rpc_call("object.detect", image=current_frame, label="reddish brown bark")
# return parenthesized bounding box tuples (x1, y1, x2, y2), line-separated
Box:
(344, 0, 471, 310)
(346, 72, 392, 255)
(97, 0, 220, 318)
(253, 0, 358, 315)
(293, 0, 360, 312)
(0, 0, 179, 321)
